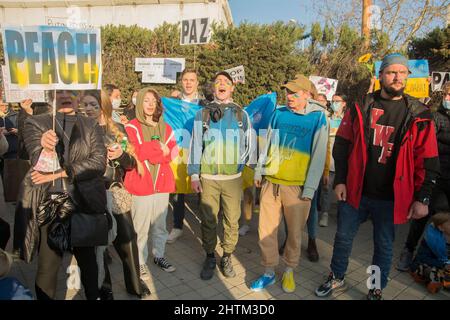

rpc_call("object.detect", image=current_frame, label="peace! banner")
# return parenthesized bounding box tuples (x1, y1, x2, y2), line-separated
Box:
(2, 25, 102, 90)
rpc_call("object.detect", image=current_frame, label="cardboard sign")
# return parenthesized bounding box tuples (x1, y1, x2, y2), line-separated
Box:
(374, 59, 429, 78)
(432, 72, 450, 92)
(225, 65, 245, 84)
(180, 18, 210, 45)
(374, 78, 429, 98)
(309, 76, 338, 100)
(135, 58, 185, 84)
(1, 25, 102, 90)
(1, 65, 46, 102)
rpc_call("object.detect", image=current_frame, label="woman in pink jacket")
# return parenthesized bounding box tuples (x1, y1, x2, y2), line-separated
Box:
(124, 87, 178, 281)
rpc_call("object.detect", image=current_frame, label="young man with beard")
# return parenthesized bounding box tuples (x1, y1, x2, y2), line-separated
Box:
(314, 53, 440, 300)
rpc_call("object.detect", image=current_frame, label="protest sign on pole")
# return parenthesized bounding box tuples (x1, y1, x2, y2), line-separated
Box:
(432, 72, 450, 92)
(309, 76, 338, 100)
(180, 18, 211, 45)
(1, 25, 102, 90)
(225, 65, 245, 84)
(135, 58, 185, 84)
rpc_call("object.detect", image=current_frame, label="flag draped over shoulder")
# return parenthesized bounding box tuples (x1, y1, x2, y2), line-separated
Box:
(162, 92, 277, 194)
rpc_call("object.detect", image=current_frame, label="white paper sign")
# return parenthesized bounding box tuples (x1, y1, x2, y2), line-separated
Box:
(1, 65, 46, 102)
(135, 58, 185, 84)
(432, 72, 450, 92)
(180, 18, 211, 45)
(225, 65, 245, 84)
(309, 76, 338, 100)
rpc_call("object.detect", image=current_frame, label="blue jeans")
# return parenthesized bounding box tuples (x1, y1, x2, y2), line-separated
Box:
(330, 196, 395, 290)
(306, 190, 319, 239)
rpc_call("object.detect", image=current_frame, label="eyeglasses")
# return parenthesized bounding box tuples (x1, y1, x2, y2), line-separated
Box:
(384, 70, 409, 77)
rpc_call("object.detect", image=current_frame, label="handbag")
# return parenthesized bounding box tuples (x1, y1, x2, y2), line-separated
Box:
(70, 212, 109, 247)
(2, 158, 31, 202)
(107, 182, 132, 215)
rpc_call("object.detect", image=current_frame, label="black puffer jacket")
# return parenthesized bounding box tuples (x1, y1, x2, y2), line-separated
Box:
(13, 113, 107, 263)
(433, 105, 450, 179)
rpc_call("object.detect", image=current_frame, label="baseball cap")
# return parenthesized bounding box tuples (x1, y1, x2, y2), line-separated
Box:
(213, 71, 234, 84)
(281, 74, 318, 98)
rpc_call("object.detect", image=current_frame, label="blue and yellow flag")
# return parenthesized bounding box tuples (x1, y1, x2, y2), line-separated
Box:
(162, 93, 277, 193)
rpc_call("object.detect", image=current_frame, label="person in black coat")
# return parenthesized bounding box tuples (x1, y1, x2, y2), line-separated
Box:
(13, 90, 107, 300)
(396, 81, 450, 271)
(83, 89, 151, 299)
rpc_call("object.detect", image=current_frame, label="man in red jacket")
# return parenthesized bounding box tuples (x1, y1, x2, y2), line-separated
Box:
(314, 53, 440, 300)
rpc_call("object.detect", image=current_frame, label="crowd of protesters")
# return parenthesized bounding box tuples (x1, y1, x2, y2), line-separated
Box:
(0, 53, 449, 301)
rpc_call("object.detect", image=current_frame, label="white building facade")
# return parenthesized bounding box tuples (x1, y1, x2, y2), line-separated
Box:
(0, 0, 233, 29)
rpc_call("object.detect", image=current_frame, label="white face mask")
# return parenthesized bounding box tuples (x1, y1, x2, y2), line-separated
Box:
(112, 98, 121, 109)
(132, 97, 137, 106)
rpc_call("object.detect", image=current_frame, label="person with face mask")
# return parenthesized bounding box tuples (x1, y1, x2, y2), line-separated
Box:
(318, 94, 347, 229)
(396, 81, 450, 272)
(104, 84, 123, 124)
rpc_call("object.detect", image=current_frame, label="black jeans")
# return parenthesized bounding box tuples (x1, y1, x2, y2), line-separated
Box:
(0, 217, 10, 250)
(405, 178, 450, 253)
(172, 194, 185, 230)
(35, 224, 99, 300)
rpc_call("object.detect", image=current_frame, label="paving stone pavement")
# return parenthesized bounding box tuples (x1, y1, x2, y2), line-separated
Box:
(1, 181, 449, 300)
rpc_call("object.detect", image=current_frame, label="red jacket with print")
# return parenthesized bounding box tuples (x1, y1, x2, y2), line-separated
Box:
(124, 119, 178, 196)
(333, 91, 440, 224)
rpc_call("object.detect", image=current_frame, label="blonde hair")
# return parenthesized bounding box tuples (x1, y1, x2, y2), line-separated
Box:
(0, 249, 12, 279)
(100, 90, 145, 176)
(442, 82, 450, 95)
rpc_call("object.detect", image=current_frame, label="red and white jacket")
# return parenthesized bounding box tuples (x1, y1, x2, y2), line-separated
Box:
(124, 119, 178, 196)
(333, 92, 440, 224)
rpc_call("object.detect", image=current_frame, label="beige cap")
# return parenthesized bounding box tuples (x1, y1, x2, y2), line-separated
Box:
(281, 74, 318, 98)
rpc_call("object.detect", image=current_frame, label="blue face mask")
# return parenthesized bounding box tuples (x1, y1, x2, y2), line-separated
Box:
(330, 101, 342, 112)
(443, 100, 450, 110)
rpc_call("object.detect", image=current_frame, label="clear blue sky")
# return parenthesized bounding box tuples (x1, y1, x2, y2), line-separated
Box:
(229, 0, 318, 27)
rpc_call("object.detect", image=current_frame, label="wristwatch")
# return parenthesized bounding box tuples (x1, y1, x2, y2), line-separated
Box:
(418, 197, 430, 206)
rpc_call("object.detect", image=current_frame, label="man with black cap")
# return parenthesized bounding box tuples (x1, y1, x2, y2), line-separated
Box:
(315, 53, 440, 300)
(188, 71, 256, 280)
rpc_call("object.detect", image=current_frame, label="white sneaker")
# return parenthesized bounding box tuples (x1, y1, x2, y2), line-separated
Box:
(319, 212, 328, 227)
(140, 264, 151, 281)
(239, 224, 250, 236)
(167, 228, 183, 244)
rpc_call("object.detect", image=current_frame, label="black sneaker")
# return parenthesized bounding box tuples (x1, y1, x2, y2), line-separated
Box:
(367, 288, 383, 300)
(220, 256, 236, 278)
(99, 286, 114, 300)
(154, 257, 176, 272)
(315, 272, 347, 297)
(200, 256, 216, 280)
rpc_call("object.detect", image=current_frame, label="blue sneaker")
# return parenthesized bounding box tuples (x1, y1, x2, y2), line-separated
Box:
(250, 273, 276, 291)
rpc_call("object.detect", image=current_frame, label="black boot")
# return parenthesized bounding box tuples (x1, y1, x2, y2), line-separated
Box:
(307, 237, 319, 262)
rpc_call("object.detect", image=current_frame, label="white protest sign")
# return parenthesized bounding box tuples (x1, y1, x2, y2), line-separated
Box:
(309, 76, 338, 100)
(1, 65, 46, 102)
(225, 65, 245, 84)
(180, 18, 211, 45)
(1, 25, 102, 90)
(135, 58, 185, 84)
(432, 72, 450, 92)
